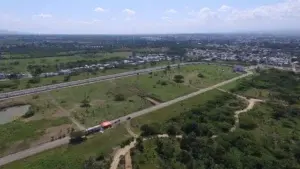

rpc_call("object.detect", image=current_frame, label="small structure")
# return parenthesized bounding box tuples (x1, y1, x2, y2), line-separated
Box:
(85, 125, 104, 135)
(233, 65, 245, 73)
(100, 121, 112, 129)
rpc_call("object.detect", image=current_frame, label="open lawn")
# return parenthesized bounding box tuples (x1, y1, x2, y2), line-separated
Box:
(2, 125, 131, 169)
(0, 52, 131, 73)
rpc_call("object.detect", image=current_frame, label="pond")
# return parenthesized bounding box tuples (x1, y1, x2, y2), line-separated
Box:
(0, 105, 31, 124)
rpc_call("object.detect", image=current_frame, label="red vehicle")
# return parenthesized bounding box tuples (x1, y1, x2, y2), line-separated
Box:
(100, 121, 112, 129)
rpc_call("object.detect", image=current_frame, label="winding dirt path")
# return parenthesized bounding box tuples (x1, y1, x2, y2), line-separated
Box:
(110, 123, 182, 169)
(216, 89, 265, 134)
(230, 98, 264, 132)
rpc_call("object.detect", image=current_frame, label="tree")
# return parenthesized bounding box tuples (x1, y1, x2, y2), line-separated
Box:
(141, 124, 161, 136)
(239, 116, 258, 130)
(83, 157, 99, 169)
(167, 124, 181, 136)
(173, 74, 184, 83)
(64, 75, 71, 82)
(114, 94, 125, 101)
(51, 80, 58, 84)
(22, 107, 35, 118)
(197, 73, 205, 78)
(28, 77, 41, 84)
(81, 94, 91, 107)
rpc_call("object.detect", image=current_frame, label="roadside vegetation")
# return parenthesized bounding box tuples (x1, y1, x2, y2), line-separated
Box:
(0, 117, 71, 157)
(0, 59, 170, 93)
(0, 52, 131, 73)
(2, 125, 131, 169)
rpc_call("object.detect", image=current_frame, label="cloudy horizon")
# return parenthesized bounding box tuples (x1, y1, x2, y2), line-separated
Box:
(1, 0, 300, 34)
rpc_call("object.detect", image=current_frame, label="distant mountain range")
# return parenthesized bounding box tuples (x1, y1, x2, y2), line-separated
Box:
(0, 30, 25, 35)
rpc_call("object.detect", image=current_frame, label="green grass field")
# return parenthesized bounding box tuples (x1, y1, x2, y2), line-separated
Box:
(0, 61, 173, 93)
(0, 64, 240, 160)
(0, 52, 131, 72)
(2, 125, 131, 169)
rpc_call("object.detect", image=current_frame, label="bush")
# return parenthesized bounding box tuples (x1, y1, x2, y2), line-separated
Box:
(63, 75, 71, 82)
(120, 137, 135, 148)
(157, 80, 168, 86)
(197, 73, 205, 78)
(28, 77, 41, 84)
(239, 116, 257, 130)
(173, 75, 184, 83)
(51, 80, 58, 84)
(22, 107, 35, 118)
(141, 124, 161, 136)
(114, 94, 125, 101)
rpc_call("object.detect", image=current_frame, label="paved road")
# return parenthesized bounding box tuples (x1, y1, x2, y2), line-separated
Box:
(0, 62, 206, 101)
(0, 70, 252, 167)
(0, 137, 70, 167)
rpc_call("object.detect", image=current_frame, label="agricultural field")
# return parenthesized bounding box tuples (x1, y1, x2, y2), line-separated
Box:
(0, 63, 240, 159)
(2, 125, 132, 169)
(0, 51, 131, 73)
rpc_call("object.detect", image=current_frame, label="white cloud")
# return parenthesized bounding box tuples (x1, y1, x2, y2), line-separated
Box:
(123, 9, 136, 15)
(3, 0, 300, 34)
(94, 7, 108, 12)
(34, 13, 52, 18)
(165, 9, 177, 14)
(161, 16, 172, 22)
(218, 5, 232, 12)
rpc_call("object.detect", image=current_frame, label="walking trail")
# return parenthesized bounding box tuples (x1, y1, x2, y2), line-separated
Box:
(47, 93, 86, 130)
(110, 88, 265, 169)
(217, 89, 265, 133)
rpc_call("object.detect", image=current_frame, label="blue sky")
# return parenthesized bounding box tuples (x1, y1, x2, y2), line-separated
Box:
(0, 0, 299, 34)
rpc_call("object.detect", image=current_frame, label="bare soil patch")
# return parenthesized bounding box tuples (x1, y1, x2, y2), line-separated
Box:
(30, 124, 72, 147)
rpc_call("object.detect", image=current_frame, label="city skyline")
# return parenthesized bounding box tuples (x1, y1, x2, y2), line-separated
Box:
(1, 0, 300, 34)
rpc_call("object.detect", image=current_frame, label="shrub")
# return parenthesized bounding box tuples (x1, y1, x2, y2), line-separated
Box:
(197, 73, 205, 78)
(173, 75, 184, 83)
(239, 116, 257, 130)
(22, 107, 35, 118)
(28, 77, 41, 84)
(51, 80, 58, 84)
(114, 94, 125, 101)
(141, 124, 161, 136)
(120, 137, 135, 148)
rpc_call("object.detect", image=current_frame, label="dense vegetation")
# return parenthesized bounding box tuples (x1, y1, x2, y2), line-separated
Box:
(131, 69, 300, 169)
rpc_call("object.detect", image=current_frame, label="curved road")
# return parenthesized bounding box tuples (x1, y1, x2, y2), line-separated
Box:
(0, 70, 252, 167)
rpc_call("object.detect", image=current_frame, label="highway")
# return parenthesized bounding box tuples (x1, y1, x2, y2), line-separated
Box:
(1, 61, 289, 101)
(0, 62, 205, 101)
(0, 70, 252, 167)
